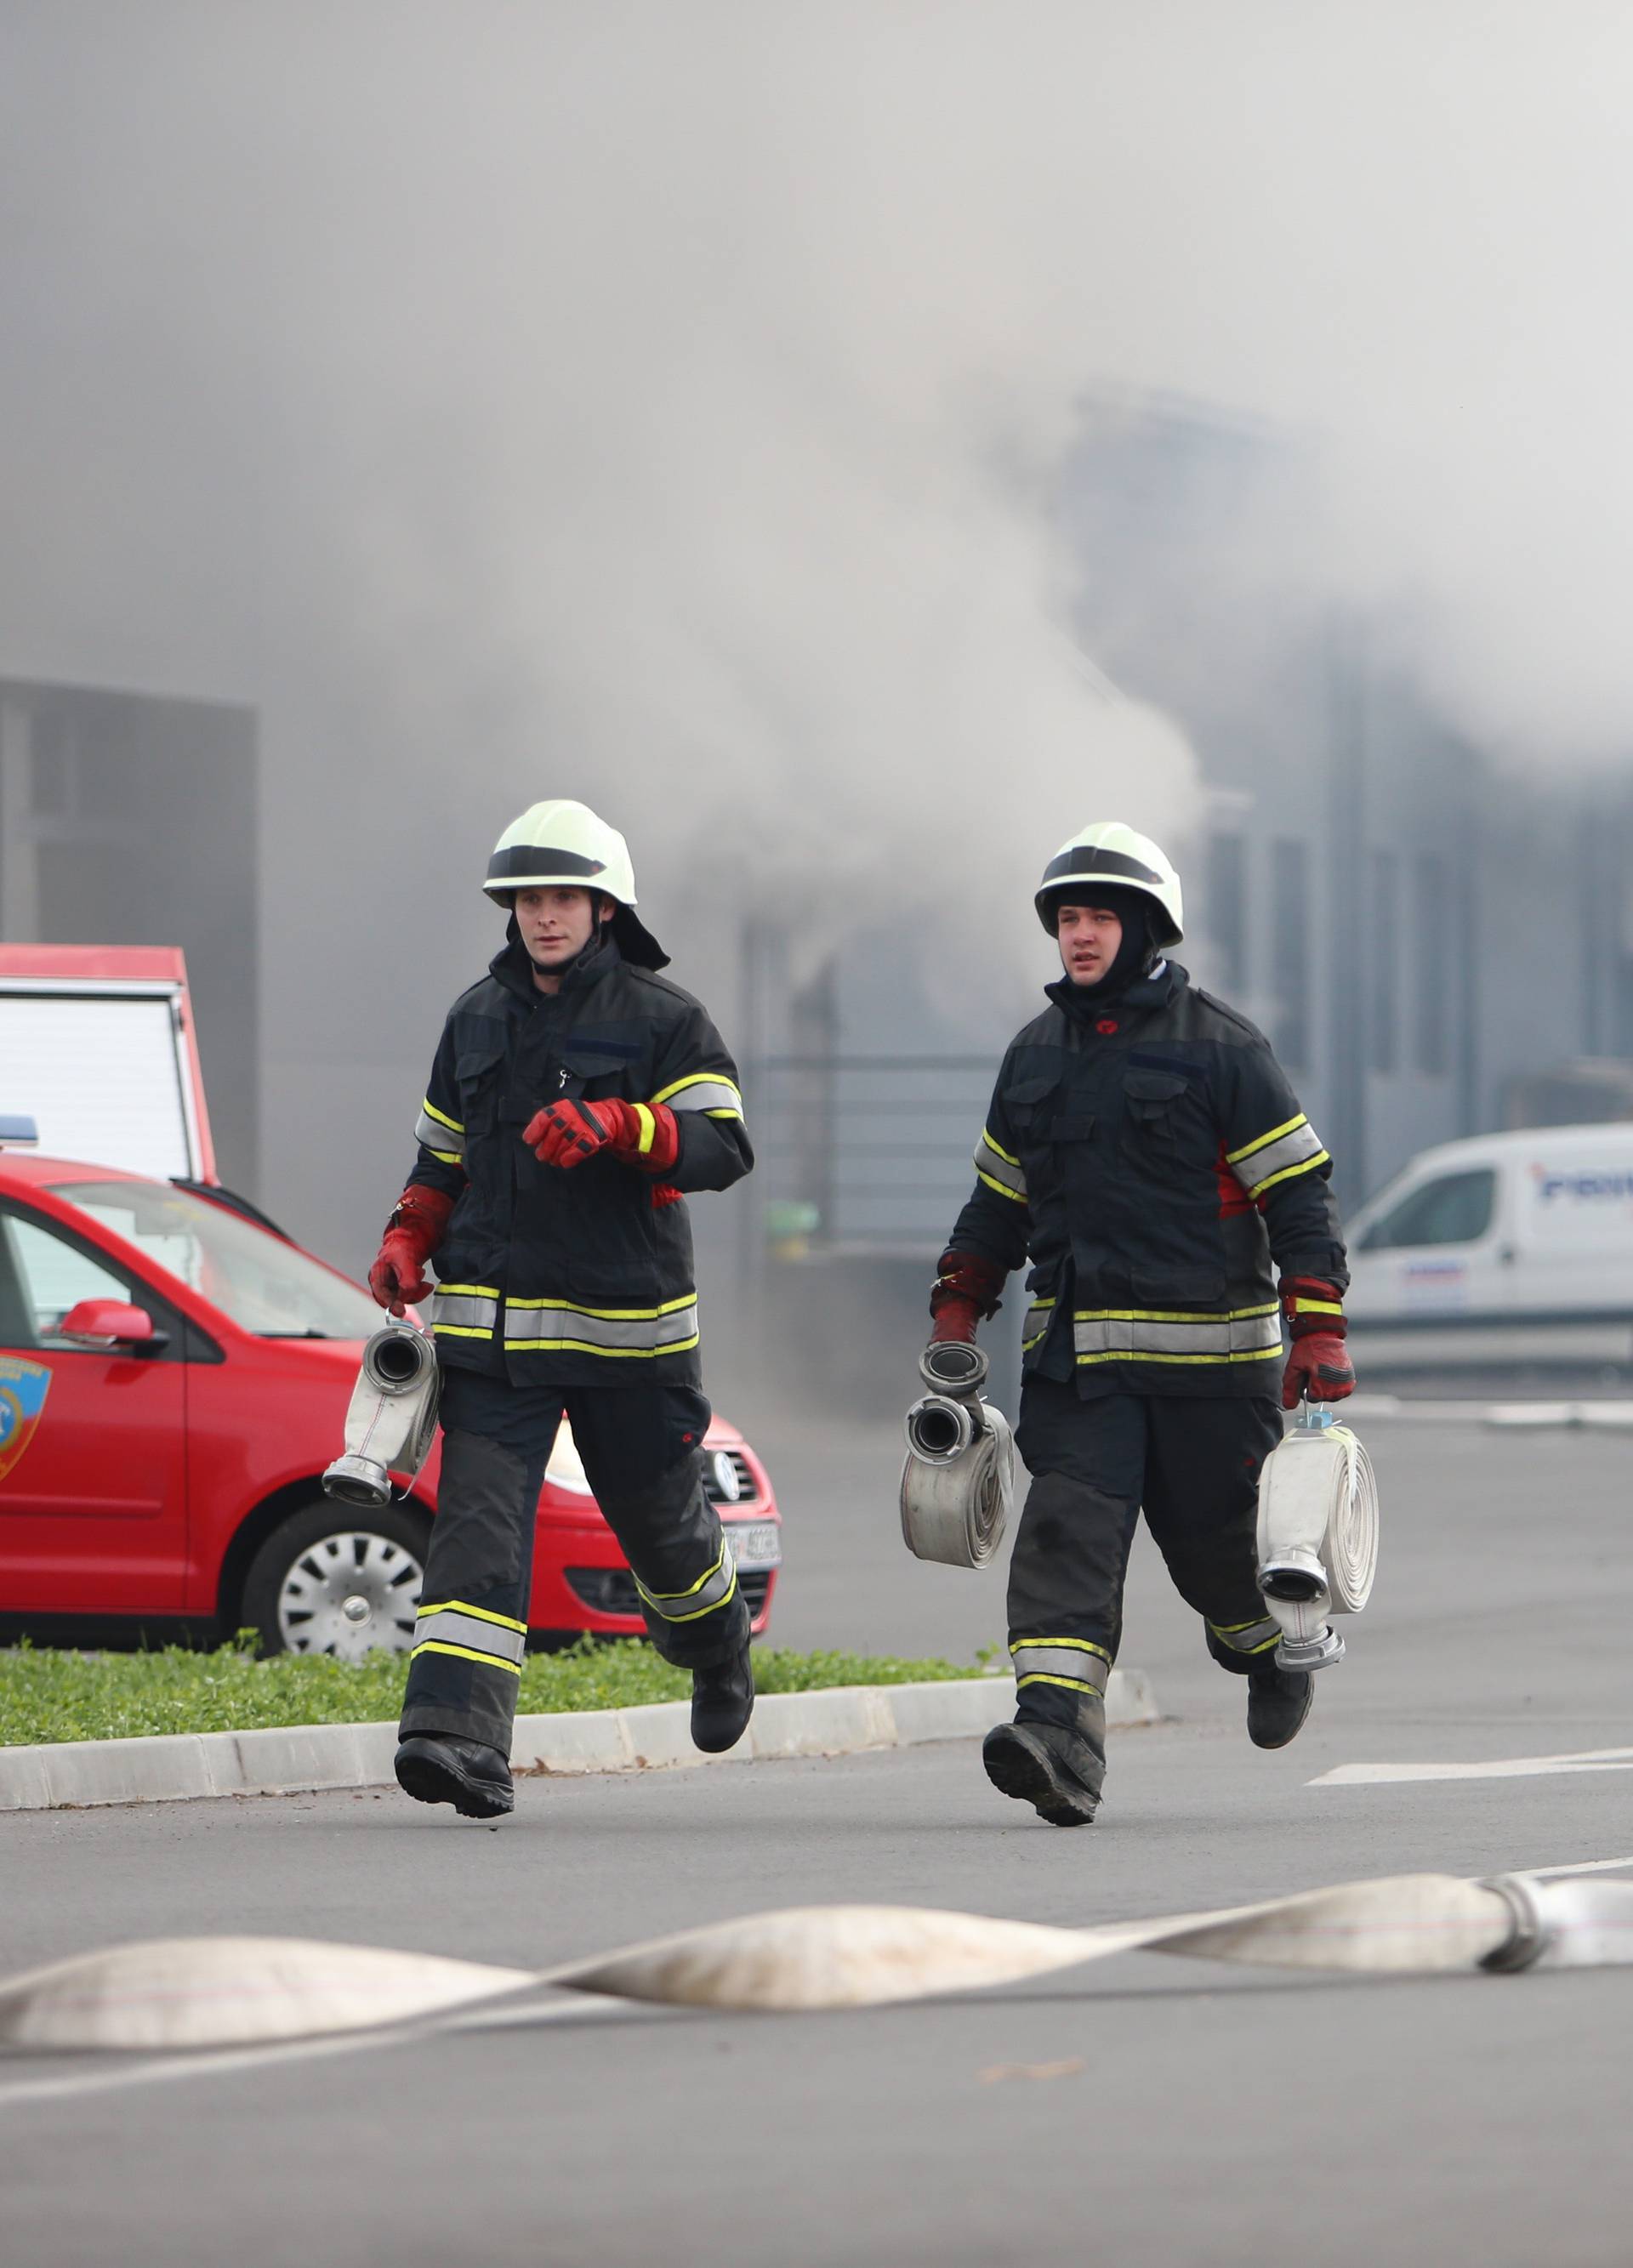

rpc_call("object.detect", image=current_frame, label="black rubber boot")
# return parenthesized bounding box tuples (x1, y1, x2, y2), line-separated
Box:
(394, 1733, 515, 1819)
(691, 1644, 755, 1754)
(982, 1722, 1101, 1827)
(1246, 1664, 1315, 1749)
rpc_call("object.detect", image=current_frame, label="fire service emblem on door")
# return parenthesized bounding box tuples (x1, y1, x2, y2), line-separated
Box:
(0, 1357, 52, 1483)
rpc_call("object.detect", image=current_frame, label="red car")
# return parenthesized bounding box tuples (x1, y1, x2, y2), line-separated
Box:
(0, 1146, 781, 1658)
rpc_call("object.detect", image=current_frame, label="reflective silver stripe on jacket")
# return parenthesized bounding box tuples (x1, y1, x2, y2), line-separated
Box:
(1010, 1638, 1111, 1693)
(1226, 1114, 1329, 1200)
(974, 1128, 1027, 1205)
(1070, 1305, 1282, 1364)
(1209, 1615, 1282, 1655)
(651, 1073, 744, 1120)
(430, 1287, 501, 1339)
(635, 1543, 738, 1623)
(502, 1295, 700, 1357)
(415, 1100, 466, 1161)
(411, 1603, 528, 1671)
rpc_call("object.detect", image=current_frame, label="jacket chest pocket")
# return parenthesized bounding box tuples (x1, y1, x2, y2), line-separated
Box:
(1118, 1068, 1192, 1161)
(1005, 1075, 1061, 1138)
(554, 1043, 638, 1104)
(455, 1046, 506, 1138)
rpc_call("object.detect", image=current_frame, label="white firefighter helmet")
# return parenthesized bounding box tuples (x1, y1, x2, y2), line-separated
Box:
(482, 799, 668, 968)
(1034, 820, 1184, 946)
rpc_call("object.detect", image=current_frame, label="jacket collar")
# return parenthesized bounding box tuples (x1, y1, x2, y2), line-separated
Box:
(491, 923, 623, 1008)
(1047, 958, 1185, 1025)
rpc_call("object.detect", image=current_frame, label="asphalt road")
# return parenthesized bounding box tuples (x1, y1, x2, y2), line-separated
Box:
(4, 1408, 1633, 2267)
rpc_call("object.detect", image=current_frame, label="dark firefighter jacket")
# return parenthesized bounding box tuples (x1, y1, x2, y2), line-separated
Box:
(947, 961, 1347, 1399)
(404, 931, 752, 1386)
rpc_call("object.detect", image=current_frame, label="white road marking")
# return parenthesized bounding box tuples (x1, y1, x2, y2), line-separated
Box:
(0, 1993, 640, 2116)
(1524, 1855, 1633, 1879)
(1311, 1748, 1633, 1787)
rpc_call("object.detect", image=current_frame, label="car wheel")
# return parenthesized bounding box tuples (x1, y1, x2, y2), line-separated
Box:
(242, 1501, 430, 1662)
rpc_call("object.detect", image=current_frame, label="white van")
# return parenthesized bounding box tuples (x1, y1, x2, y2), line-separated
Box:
(1346, 1124, 1633, 1371)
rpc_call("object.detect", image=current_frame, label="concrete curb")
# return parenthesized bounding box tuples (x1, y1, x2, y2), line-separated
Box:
(0, 1668, 1160, 1813)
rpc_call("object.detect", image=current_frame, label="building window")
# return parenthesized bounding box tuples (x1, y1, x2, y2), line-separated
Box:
(1369, 849, 1397, 1073)
(1414, 852, 1447, 1075)
(1206, 834, 1247, 995)
(1271, 838, 1308, 1069)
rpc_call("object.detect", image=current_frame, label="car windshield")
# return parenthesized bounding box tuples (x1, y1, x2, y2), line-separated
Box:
(1359, 1168, 1496, 1252)
(47, 1179, 383, 1339)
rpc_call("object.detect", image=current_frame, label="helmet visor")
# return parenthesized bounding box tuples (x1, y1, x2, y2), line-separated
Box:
(486, 843, 615, 891)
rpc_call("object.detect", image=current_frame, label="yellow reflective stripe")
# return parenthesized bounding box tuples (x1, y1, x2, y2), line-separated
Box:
(640, 1547, 731, 1606)
(417, 1600, 526, 1633)
(982, 1130, 1022, 1170)
(504, 1293, 696, 1320)
(640, 1569, 740, 1623)
(651, 1071, 744, 1113)
(436, 1282, 502, 1298)
(420, 1097, 465, 1134)
(1293, 1297, 1344, 1316)
(430, 1324, 494, 1340)
(1253, 1151, 1331, 1196)
(504, 1333, 701, 1358)
(633, 1103, 657, 1155)
(1010, 1637, 1112, 1662)
(1226, 1112, 1306, 1166)
(976, 1168, 1027, 1205)
(1016, 1673, 1103, 1694)
(409, 1640, 522, 1675)
(1074, 1347, 1281, 1367)
(429, 1149, 462, 1166)
(635, 1545, 739, 1623)
(1072, 1303, 1279, 1323)
(1209, 1616, 1281, 1653)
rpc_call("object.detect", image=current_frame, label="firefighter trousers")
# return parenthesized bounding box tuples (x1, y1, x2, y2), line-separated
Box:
(1007, 1380, 1284, 1788)
(399, 1369, 751, 1754)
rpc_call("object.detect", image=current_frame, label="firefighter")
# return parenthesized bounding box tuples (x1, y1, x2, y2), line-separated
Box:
(930, 821, 1354, 1827)
(370, 799, 755, 1819)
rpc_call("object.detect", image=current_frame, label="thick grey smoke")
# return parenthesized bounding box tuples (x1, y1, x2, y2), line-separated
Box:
(2, 1, 1630, 1252)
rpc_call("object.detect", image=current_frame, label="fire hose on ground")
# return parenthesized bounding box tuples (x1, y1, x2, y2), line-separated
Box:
(3, 1868, 1631, 2050)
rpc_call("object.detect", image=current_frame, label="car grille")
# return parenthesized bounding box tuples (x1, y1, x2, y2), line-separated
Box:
(703, 1448, 759, 1503)
(566, 1567, 774, 1620)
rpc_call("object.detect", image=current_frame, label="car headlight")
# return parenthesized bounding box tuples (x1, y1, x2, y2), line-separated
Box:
(544, 1421, 596, 1496)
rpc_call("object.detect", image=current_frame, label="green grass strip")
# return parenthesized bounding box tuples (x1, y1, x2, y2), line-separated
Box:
(0, 1636, 996, 1748)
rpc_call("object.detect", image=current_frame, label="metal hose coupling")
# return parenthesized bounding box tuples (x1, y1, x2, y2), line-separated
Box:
(900, 1341, 1014, 1568)
(903, 1343, 991, 1466)
(323, 1323, 441, 1508)
(1477, 1875, 1552, 1972)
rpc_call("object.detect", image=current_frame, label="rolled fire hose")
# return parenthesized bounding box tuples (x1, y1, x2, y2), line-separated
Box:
(899, 1342, 1015, 1568)
(322, 1323, 441, 1509)
(1255, 1404, 1380, 1672)
(5, 1868, 1631, 2049)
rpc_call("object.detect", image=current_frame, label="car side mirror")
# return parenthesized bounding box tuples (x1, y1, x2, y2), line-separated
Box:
(59, 1299, 167, 1351)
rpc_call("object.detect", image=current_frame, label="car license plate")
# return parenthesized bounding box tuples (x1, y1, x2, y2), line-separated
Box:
(727, 1521, 782, 1568)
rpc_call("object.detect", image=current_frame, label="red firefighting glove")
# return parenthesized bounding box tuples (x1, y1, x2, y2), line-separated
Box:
(523, 1097, 681, 1174)
(1279, 1275, 1356, 1410)
(368, 1184, 455, 1316)
(928, 1248, 1007, 1344)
